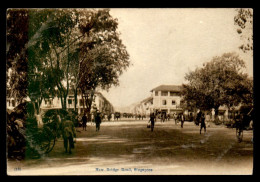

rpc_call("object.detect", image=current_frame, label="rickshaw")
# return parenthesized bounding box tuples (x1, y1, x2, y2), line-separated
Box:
(7, 102, 70, 159)
(234, 105, 253, 143)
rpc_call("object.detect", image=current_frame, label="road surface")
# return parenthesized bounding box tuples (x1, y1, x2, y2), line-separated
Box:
(7, 119, 254, 175)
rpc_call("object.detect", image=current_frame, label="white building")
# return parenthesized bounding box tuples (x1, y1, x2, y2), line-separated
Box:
(131, 96, 153, 117)
(131, 84, 245, 122)
(150, 85, 183, 115)
(7, 90, 114, 115)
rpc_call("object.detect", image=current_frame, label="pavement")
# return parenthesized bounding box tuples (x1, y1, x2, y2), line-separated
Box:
(7, 119, 254, 175)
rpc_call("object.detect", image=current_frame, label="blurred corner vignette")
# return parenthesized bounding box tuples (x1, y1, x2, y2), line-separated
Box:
(6, 8, 253, 175)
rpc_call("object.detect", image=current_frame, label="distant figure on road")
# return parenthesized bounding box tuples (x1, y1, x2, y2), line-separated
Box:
(149, 112, 155, 132)
(161, 113, 165, 123)
(82, 113, 87, 131)
(95, 112, 102, 132)
(61, 116, 76, 154)
(180, 113, 184, 128)
(200, 113, 206, 134)
(173, 113, 178, 125)
(115, 112, 120, 121)
(108, 113, 112, 121)
(196, 111, 202, 126)
(167, 114, 170, 121)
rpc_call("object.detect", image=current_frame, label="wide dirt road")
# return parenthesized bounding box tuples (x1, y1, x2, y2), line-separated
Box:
(7, 120, 254, 175)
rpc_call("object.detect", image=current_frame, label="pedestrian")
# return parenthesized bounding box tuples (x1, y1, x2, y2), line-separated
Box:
(200, 113, 206, 134)
(162, 113, 166, 122)
(234, 112, 243, 131)
(91, 113, 95, 125)
(180, 113, 184, 128)
(61, 115, 76, 154)
(173, 113, 177, 125)
(196, 110, 202, 126)
(160, 113, 163, 123)
(82, 113, 87, 131)
(95, 112, 102, 131)
(148, 112, 155, 132)
(108, 113, 111, 121)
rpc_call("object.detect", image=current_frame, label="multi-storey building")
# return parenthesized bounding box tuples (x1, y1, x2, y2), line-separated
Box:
(7, 90, 114, 115)
(132, 84, 242, 122)
(131, 85, 183, 117)
(131, 96, 153, 117)
(150, 85, 183, 116)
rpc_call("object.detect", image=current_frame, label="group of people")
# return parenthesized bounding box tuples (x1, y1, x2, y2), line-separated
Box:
(172, 113, 185, 128)
(147, 111, 206, 134)
(81, 112, 102, 132)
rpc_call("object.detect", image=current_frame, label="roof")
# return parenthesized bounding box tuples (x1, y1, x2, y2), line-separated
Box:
(150, 85, 183, 92)
(140, 96, 153, 104)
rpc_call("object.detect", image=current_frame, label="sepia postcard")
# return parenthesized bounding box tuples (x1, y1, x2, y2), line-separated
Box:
(6, 8, 253, 175)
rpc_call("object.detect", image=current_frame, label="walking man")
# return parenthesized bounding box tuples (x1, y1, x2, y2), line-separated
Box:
(196, 110, 202, 126)
(180, 113, 184, 128)
(173, 113, 177, 125)
(82, 113, 87, 131)
(95, 112, 102, 131)
(149, 112, 155, 132)
(200, 113, 206, 134)
(61, 115, 76, 154)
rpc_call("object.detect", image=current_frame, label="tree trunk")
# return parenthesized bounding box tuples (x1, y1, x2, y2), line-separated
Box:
(214, 106, 220, 124)
(35, 101, 39, 115)
(84, 90, 95, 121)
(63, 95, 67, 110)
(60, 96, 64, 109)
(74, 88, 78, 112)
(35, 98, 42, 115)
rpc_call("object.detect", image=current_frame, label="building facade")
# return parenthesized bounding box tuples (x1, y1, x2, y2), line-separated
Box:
(7, 91, 114, 116)
(150, 85, 183, 115)
(131, 96, 153, 117)
(132, 84, 239, 122)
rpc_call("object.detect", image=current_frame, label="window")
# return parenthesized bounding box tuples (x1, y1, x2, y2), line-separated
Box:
(162, 100, 167, 105)
(161, 91, 168, 96)
(80, 108, 84, 113)
(12, 100, 15, 107)
(172, 100, 176, 105)
(155, 91, 158, 96)
(170, 92, 178, 96)
(68, 99, 72, 105)
(80, 99, 83, 106)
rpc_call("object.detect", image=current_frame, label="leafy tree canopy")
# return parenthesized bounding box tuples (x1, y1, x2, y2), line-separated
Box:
(181, 52, 253, 113)
(234, 8, 253, 53)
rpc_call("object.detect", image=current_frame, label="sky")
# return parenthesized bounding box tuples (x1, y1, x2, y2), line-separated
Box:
(100, 8, 253, 109)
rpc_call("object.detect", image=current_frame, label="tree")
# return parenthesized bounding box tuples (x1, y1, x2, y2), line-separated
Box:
(78, 9, 130, 116)
(7, 8, 129, 117)
(181, 52, 253, 120)
(234, 8, 253, 54)
(26, 9, 83, 110)
(7, 9, 29, 103)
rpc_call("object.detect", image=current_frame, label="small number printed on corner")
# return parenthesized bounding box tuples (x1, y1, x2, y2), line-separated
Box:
(14, 167, 21, 171)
